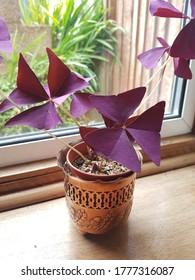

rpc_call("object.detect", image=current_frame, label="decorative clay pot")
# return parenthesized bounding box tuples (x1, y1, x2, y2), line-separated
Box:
(58, 142, 137, 235)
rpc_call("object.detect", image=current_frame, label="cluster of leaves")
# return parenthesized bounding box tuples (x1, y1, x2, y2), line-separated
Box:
(0, 48, 165, 173)
(138, 0, 195, 79)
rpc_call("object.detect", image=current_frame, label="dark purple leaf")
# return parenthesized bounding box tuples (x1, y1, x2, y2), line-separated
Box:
(0, 17, 13, 54)
(190, 0, 195, 18)
(89, 87, 146, 125)
(128, 129, 161, 165)
(5, 102, 62, 130)
(56, 71, 90, 98)
(138, 46, 169, 69)
(79, 126, 98, 139)
(70, 93, 94, 118)
(17, 53, 49, 100)
(101, 115, 117, 128)
(46, 48, 90, 99)
(127, 101, 165, 131)
(170, 19, 195, 59)
(46, 48, 71, 97)
(149, 0, 188, 18)
(126, 101, 165, 165)
(173, 58, 192, 79)
(80, 127, 141, 172)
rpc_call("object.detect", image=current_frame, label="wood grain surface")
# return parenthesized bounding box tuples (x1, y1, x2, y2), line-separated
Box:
(0, 165, 195, 260)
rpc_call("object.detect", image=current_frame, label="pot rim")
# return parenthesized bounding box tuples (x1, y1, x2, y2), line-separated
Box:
(66, 141, 136, 181)
(63, 163, 136, 184)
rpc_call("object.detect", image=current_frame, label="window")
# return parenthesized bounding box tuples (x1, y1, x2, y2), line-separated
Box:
(0, 0, 195, 168)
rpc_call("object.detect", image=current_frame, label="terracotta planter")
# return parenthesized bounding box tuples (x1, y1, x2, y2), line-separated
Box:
(66, 141, 134, 181)
(58, 142, 137, 235)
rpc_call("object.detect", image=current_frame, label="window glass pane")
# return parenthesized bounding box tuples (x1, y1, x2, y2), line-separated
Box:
(0, 0, 189, 146)
(104, 0, 186, 115)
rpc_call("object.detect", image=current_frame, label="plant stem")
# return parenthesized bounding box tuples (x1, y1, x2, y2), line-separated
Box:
(135, 56, 170, 114)
(43, 129, 88, 162)
(52, 100, 80, 127)
(0, 90, 21, 110)
(139, 72, 164, 111)
(144, 56, 170, 87)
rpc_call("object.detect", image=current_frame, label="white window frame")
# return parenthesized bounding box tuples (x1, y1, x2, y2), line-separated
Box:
(0, 62, 195, 168)
(161, 61, 195, 137)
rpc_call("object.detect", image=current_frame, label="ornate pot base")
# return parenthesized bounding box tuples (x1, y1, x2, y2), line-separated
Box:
(64, 171, 136, 235)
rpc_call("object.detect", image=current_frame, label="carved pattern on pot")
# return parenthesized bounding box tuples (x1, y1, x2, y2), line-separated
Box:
(67, 200, 133, 232)
(65, 181, 135, 209)
(63, 171, 136, 234)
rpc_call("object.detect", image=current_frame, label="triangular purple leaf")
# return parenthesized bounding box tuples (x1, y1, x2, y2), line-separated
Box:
(173, 57, 192, 79)
(138, 46, 169, 69)
(149, 0, 188, 18)
(17, 54, 49, 100)
(89, 87, 146, 125)
(70, 92, 94, 118)
(127, 128, 161, 165)
(126, 101, 165, 165)
(5, 102, 62, 130)
(46, 48, 90, 98)
(170, 19, 195, 59)
(46, 48, 71, 97)
(0, 86, 48, 113)
(127, 101, 165, 131)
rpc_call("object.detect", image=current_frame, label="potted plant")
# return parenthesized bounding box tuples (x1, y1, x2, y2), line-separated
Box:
(0, 0, 194, 234)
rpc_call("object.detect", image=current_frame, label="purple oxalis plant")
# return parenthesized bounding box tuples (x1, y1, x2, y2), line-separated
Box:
(0, 50, 165, 172)
(2, 0, 194, 174)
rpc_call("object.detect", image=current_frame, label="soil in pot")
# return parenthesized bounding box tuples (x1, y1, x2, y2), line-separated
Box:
(66, 141, 134, 181)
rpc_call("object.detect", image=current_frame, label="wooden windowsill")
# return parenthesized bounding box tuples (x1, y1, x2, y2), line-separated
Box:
(0, 134, 195, 212)
(0, 165, 195, 260)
